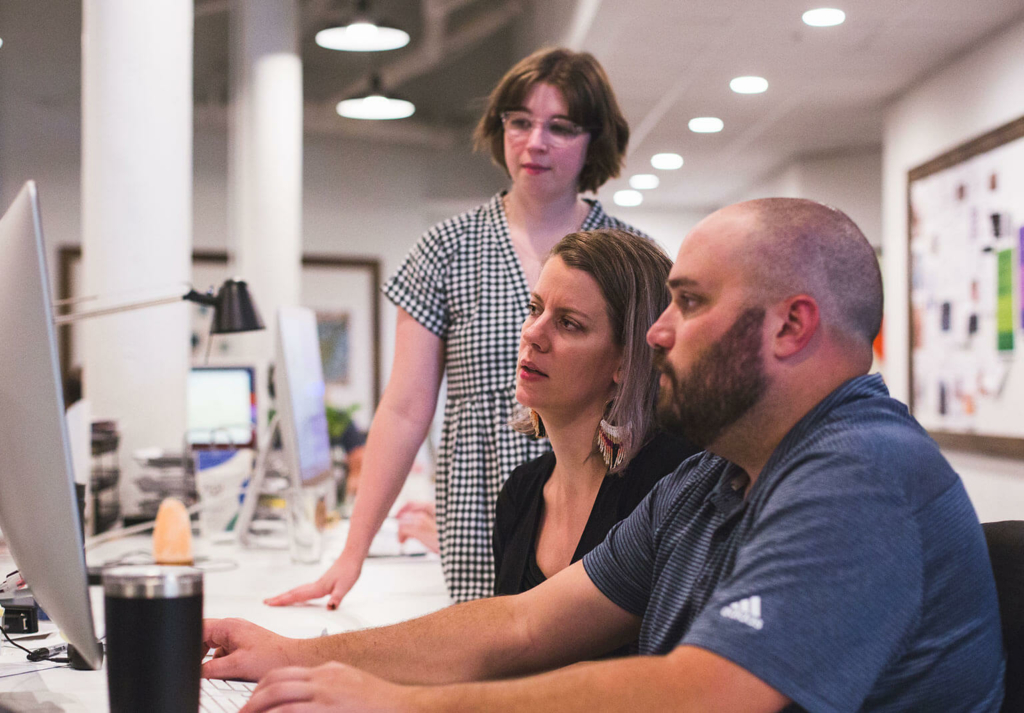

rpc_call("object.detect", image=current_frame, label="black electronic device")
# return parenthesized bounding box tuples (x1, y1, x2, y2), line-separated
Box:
(3, 605, 39, 634)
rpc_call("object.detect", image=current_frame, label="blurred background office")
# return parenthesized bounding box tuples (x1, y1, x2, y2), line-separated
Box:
(0, 0, 1020, 527)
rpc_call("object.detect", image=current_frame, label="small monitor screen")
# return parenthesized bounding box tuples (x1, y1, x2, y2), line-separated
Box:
(187, 367, 257, 447)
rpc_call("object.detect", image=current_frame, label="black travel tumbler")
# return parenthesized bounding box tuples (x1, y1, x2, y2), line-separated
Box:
(103, 566, 204, 713)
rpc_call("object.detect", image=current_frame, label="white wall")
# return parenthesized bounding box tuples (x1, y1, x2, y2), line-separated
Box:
(882, 18, 1024, 522)
(738, 164, 804, 202)
(600, 206, 708, 261)
(735, 149, 883, 248)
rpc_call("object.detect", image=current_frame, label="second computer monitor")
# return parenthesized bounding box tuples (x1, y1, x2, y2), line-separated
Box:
(275, 306, 332, 486)
(187, 366, 257, 448)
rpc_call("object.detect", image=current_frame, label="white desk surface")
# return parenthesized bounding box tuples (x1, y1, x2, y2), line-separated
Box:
(0, 521, 449, 711)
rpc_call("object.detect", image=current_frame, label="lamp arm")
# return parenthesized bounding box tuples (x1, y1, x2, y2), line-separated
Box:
(183, 288, 219, 307)
(52, 287, 221, 326)
(53, 279, 262, 334)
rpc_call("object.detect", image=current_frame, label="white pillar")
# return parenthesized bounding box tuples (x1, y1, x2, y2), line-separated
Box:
(81, 0, 193, 519)
(228, 0, 303, 428)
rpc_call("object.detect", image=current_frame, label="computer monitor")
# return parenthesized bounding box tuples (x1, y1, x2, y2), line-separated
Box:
(274, 306, 332, 487)
(187, 366, 257, 448)
(0, 182, 103, 669)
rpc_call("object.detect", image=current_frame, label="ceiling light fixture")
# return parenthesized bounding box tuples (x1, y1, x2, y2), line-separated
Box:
(613, 190, 643, 207)
(337, 74, 415, 120)
(651, 153, 684, 170)
(689, 117, 724, 134)
(802, 8, 846, 27)
(730, 76, 769, 94)
(316, 0, 410, 52)
(629, 174, 660, 190)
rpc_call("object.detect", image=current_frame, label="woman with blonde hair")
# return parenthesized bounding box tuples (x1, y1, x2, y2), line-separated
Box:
(494, 228, 697, 597)
(269, 48, 646, 607)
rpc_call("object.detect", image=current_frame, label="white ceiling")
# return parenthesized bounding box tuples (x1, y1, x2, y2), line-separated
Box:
(249, 0, 1024, 211)
(582, 0, 1024, 209)
(9, 0, 1024, 213)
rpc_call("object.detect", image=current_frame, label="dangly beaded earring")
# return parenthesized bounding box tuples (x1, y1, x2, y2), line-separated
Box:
(529, 409, 546, 439)
(597, 419, 627, 470)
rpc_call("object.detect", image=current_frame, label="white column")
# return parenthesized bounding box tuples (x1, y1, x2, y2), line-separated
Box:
(228, 0, 303, 428)
(81, 0, 193, 518)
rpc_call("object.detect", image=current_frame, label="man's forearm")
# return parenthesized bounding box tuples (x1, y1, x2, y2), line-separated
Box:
(406, 647, 789, 713)
(292, 595, 530, 684)
(411, 656, 679, 712)
(280, 562, 639, 688)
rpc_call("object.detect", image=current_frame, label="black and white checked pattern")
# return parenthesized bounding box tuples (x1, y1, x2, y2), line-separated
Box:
(383, 192, 643, 601)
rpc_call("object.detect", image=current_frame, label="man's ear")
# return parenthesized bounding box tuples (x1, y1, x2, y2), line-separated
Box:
(771, 295, 819, 358)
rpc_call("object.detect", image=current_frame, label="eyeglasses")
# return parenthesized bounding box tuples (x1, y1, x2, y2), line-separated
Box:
(500, 111, 589, 147)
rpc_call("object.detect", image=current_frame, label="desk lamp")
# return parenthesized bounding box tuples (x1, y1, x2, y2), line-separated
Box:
(54, 277, 265, 334)
(54, 277, 265, 361)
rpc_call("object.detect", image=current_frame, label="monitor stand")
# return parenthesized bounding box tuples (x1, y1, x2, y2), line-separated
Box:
(236, 414, 281, 548)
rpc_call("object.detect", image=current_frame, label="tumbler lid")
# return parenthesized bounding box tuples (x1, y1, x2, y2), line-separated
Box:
(102, 565, 203, 599)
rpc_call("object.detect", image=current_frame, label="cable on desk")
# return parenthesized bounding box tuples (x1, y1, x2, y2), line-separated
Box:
(94, 551, 239, 574)
(84, 500, 205, 550)
(194, 558, 239, 573)
(0, 624, 35, 656)
(2, 624, 73, 663)
(84, 491, 248, 551)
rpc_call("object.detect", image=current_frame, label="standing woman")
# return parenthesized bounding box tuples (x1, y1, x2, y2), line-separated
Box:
(268, 48, 642, 605)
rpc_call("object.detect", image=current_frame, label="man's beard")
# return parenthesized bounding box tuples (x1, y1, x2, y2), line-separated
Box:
(654, 306, 769, 449)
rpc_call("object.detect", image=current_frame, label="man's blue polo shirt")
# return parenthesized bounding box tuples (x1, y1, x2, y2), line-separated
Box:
(583, 374, 1004, 712)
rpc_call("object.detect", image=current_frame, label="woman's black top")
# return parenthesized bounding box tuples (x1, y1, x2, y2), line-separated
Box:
(492, 431, 699, 597)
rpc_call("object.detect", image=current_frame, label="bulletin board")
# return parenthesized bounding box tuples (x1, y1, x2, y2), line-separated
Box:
(908, 116, 1024, 459)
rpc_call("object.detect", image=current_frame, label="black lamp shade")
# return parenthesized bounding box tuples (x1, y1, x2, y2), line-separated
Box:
(211, 279, 264, 334)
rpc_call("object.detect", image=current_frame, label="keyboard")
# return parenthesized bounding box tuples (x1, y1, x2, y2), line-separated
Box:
(200, 677, 256, 712)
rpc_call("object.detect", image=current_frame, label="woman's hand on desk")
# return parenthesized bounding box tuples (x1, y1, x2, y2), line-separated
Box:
(263, 551, 363, 610)
(240, 662, 408, 712)
(202, 618, 301, 682)
(396, 501, 440, 554)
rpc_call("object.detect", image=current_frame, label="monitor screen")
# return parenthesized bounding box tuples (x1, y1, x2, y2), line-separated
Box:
(187, 366, 257, 448)
(275, 307, 332, 486)
(0, 182, 103, 669)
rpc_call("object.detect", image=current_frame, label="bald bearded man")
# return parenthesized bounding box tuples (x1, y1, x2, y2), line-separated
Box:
(203, 199, 1004, 713)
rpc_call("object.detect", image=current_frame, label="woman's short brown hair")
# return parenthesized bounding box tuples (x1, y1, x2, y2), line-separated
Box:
(511, 229, 673, 473)
(473, 48, 629, 194)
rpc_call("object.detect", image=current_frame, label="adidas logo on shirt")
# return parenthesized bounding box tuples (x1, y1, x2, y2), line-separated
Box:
(720, 596, 764, 630)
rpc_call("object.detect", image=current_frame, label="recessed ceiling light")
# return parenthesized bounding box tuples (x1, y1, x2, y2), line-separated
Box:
(0, 38, 4, 50)
(730, 76, 768, 94)
(802, 8, 845, 27)
(651, 153, 684, 170)
(613, 190, 643, 207)
(688, 117, 724, 134)
(629, 174, 660, 190)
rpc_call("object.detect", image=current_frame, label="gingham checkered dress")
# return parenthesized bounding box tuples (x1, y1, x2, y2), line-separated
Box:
(383, 192, 643, 602)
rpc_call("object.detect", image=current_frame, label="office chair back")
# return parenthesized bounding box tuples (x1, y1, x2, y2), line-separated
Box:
(982, 520, 1024, 713)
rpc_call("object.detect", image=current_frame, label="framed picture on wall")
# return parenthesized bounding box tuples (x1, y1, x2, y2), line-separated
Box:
(316, 311, 352, 386)
(907, 115, 1024, 459)
(58, 249, 382, 422)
